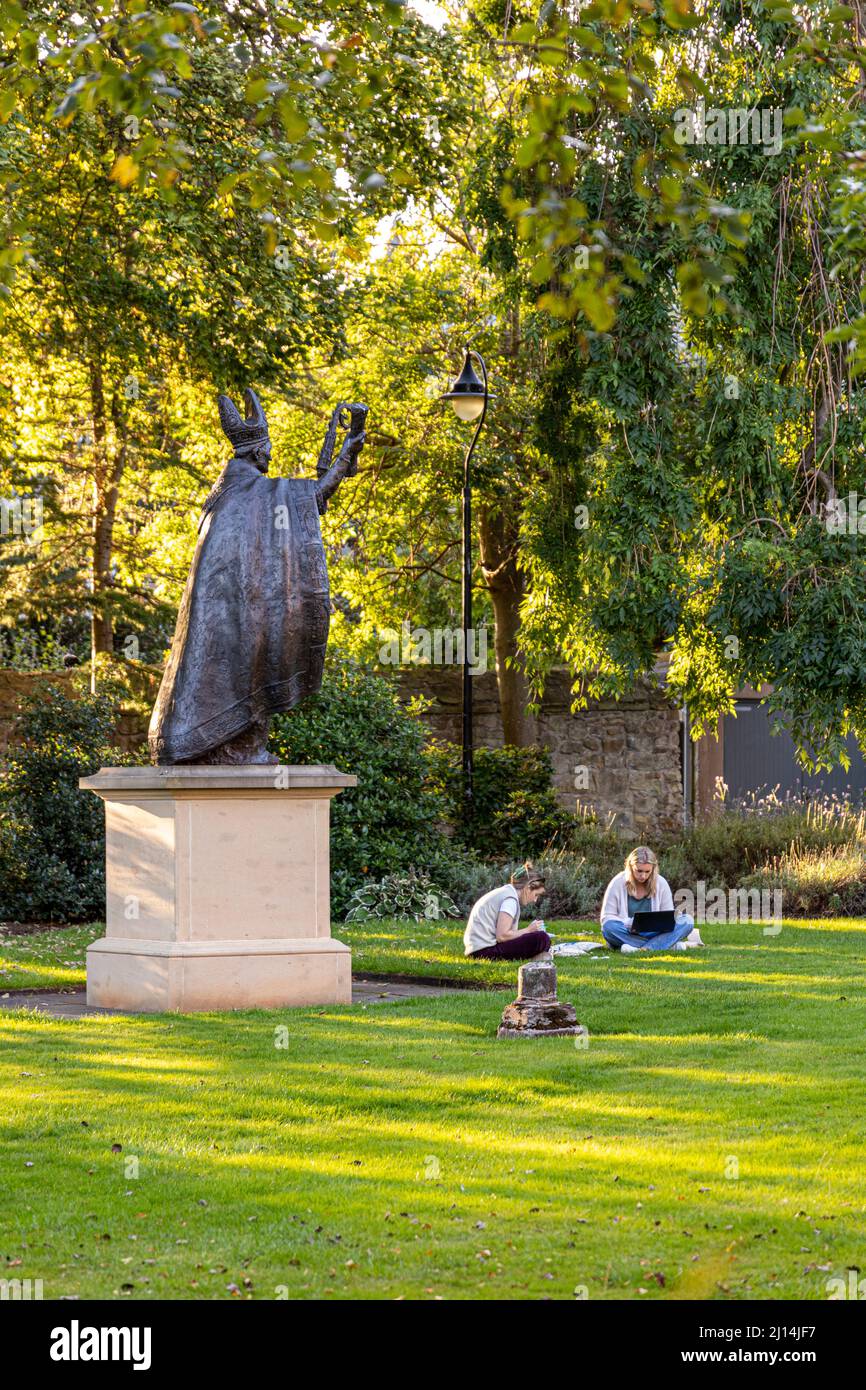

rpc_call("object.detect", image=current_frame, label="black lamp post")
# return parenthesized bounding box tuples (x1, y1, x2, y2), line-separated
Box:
(440, 348, 491, 817)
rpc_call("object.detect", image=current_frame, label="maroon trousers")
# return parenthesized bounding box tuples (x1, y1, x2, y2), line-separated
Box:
(469, 929, 551, 962)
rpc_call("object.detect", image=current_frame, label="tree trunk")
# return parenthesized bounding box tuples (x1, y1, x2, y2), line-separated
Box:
(478, 502, 529, 746)
(89, 360, 127, 683)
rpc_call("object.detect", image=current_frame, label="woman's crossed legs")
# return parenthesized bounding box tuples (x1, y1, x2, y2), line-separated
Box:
(602, 917, 695, 952)
(470, 929, 552, 961)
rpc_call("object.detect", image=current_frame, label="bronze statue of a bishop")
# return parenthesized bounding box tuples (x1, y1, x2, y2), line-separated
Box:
(148, 390, 366, 765)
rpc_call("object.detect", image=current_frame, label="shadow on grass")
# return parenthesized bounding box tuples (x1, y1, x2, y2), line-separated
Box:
(2, 918, 866, 1299)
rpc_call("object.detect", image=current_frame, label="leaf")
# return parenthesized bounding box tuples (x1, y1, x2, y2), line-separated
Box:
(574, 26, 603, 53)
(216, 171, 240, 196)
(109, 155, 139, 188)
(278, 97, 308, 142)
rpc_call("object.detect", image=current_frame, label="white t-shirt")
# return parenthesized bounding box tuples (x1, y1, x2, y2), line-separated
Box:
(464, 885, 521, 955)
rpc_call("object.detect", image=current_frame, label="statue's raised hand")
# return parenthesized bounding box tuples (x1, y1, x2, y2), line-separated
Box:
(340, 403, 368, 478)
(340, 428, 366, 477)
(315, 404, 368, 511)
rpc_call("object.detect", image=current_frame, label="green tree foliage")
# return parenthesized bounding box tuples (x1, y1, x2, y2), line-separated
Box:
(0, 684, 120, 921)
(268, 658, 455, 916)
(0, 2, 469, 663)
(509, 1, 866, 771)
(0, 1, 468, 276)
(471, 0, 751, 329)
(3, 0, 866, 782)
(426, 740, 572, 856)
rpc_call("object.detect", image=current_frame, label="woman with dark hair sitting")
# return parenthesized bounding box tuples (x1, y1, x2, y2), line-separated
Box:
(464, 863, 550, 962)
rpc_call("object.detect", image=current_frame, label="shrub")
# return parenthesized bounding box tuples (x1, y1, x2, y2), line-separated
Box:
(571, 806, 627, 881)
(425, 741, 574, 857)
(0, 622, 70, 671)
(269, 659, 454, 917)
(488, 788, 572, 857)
(658, 793, 866, 896)
(451, 850, 605, 921)
(0, 684, 121, 923)
(741, 843, 866, 916)
(345, 869, 460, 923)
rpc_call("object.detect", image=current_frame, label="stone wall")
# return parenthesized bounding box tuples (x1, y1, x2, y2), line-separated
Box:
(0, 670, 73, 761)
(0, 668, 152, 761)
(0, 664, 685, 836)
(395, 666, 684, 836)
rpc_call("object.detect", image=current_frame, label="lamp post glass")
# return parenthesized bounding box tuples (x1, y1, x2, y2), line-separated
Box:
(442, 354, 487, 420)
(451, 396, 484, 421)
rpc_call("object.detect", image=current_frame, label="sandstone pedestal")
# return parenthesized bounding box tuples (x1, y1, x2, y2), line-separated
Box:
(497, 957, 587, 1039)
(80, 765, 356, 1013)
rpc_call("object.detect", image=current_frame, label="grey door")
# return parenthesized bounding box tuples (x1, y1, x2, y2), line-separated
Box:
(723, 702, 866, 802)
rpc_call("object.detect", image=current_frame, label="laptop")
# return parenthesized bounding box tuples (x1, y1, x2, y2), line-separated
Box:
(631, 910, 677, 936)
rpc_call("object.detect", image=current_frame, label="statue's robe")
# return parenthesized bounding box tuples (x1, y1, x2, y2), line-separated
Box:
(148, 457, 329, 764)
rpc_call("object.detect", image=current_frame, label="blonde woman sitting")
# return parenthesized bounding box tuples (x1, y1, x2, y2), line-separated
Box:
(601, 846, 700, 953)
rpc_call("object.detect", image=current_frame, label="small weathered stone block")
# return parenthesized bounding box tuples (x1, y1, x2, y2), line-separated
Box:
(517, 960, 556, 1000)
(497, 956, 587, 1040)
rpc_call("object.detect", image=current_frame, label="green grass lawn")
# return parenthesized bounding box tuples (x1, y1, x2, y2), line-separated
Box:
(0, 924, 99, 991)
(2, 916, 866, 1300)
(0, 917, 591, 991)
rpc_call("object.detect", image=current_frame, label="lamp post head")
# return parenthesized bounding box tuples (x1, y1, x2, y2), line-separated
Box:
(441, 351, 489, 422)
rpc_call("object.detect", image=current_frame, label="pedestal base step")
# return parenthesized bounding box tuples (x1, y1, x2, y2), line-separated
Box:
(498, 1023, 589, 1040)
(86, 937, 351, 1013)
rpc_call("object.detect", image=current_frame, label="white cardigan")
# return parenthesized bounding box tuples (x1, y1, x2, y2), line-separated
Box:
(600, 870, 674, 926)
